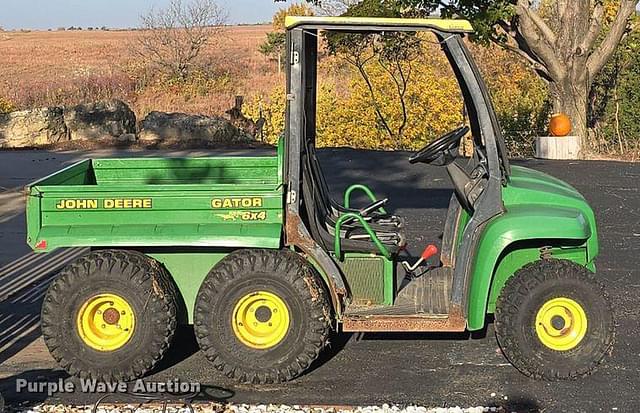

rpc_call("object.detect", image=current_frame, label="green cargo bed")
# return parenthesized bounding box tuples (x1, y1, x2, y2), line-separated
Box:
(26, 155, 284, 252)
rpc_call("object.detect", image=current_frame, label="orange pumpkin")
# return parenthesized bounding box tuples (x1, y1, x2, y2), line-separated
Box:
(549, 113, 572, 137)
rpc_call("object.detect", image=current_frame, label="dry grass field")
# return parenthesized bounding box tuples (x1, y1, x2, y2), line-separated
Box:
(1, 25, 637, 158)
(0, 25, 280, 118)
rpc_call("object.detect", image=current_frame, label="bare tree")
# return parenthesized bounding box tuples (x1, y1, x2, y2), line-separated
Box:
(328, 32, 423, 149)
(137, 0, 227, 80)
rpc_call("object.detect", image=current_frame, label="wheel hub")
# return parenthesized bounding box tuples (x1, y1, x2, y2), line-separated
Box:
(535, 297, 587, 351)
(102, 307, 121, 325)
(76, 293, 135, 352)
(550, 315, 565, 330)
(254, 305, 273, 323)
(232, 291, 290, 350)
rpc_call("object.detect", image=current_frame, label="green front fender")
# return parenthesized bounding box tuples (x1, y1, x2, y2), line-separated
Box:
(466, 204, 592, 330)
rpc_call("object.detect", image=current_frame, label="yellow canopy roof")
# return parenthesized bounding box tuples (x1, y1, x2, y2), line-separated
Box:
(284, 16, 473, 33)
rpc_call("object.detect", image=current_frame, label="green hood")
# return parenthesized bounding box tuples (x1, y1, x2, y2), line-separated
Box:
(503, 165, 598, 261)
(465, 165, 600, 330)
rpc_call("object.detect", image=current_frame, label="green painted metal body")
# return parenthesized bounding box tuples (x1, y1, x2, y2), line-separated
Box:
(25, 152, 599, 330)
(146, 251, 227, 323)
(464, 165, 598, 330)
(26, 152, 285, 252)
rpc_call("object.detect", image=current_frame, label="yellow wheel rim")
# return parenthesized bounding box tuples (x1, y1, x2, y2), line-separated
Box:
(535, 297, 587, 351)
(76, 293, 135, 352)
(232, 291, 290, 350)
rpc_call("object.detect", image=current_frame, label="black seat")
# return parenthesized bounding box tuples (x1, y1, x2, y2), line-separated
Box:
(303, 146, 402, 239)
(305, 141, 404, 229)
(301, 153, 405, 255)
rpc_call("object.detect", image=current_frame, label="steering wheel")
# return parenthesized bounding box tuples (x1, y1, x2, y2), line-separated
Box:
(409, 126, 470, 165)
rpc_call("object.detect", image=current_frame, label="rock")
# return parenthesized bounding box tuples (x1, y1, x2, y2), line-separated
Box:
(138, 111, 251, 143)
(117, 133, 136, 142)
(0, 107, 67, 148)
(64, 99, 136, 141)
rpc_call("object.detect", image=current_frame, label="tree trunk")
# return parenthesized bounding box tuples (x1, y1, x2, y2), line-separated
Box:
(549, 78, 589, 154)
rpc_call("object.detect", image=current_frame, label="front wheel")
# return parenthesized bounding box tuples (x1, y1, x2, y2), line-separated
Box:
(495, 259, 615, 380)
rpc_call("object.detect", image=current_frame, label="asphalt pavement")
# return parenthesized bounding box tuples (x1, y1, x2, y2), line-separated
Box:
(0, 148, 638, 412)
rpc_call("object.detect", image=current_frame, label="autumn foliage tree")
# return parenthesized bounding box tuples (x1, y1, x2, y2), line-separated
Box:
(589, 16, 640, 155)
(246, 32, 466, 151)
(266, 0, 551, 154)
(260, 4, 314, 73)
(393, 0, 640, 153)
(323, 0, 437, 149)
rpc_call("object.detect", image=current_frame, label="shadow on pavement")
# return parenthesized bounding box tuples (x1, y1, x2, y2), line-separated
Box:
(148, 326, 201, 376)
(318, 148, 454, 212)
(0, 189, 23, 225)
(0, 249, 86, 365)
(303, 331, 352, 378)
(0, 369, 68, 407)
(501, 397, 541, 413)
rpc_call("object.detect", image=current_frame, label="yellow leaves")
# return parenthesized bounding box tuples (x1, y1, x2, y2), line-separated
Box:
(244, 84, 286, 144)
(472, 42, 547, 122)
(244, 52, 463, 150)
(243, 37, 547, 154)
(272, 4, 314, 32)
(319, 40, 463, 150)
(0, 96, 15, 113)
(603, 0, 620, 24)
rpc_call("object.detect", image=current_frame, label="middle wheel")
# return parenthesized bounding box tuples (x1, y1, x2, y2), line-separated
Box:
(194, 249, 331, 383)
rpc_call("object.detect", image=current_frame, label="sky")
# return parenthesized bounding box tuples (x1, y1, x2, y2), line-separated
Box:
(0, 0, 297, 30)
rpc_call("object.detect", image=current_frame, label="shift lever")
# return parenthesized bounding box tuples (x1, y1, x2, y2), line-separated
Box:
(402, 244, 439, 272)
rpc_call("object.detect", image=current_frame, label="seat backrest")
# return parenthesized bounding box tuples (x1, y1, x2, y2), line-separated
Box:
(306, 141, 337, 213)
(301, 153, 333, 250)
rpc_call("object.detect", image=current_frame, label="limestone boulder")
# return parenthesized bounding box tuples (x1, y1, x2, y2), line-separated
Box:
(138, 111, 251, 143)
(64, 99, 136, 140)
(0, 107, 67, 148)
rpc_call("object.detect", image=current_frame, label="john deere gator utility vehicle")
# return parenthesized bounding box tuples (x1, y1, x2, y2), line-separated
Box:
(27, 16, 614, 384)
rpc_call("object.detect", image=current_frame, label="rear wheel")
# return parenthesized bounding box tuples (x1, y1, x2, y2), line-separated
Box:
(41, 250, 178, 381)
(194, 249, 331, 383)
(495, 259, 615, 380)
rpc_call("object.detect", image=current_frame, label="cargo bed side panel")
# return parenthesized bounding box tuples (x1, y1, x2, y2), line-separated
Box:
(26, 156, 284, 252)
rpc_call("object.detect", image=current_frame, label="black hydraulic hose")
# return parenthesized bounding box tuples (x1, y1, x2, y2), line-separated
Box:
(93, 389, 198, 413)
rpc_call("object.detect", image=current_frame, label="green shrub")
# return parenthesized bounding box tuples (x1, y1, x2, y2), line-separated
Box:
(590, 27, 640, 156)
